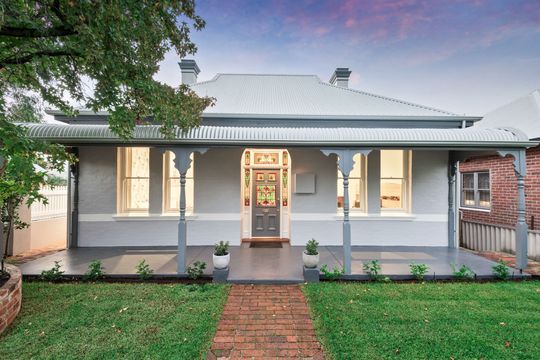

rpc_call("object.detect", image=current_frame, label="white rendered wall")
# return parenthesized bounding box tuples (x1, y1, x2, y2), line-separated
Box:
(77, 147, 242, 247)
(77, 147, 448, 247)
(289, 150, 449, 247)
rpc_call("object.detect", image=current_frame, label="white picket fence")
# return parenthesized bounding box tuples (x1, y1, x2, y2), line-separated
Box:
(31, 186, 68, 221)
(460, 220, 540, 261)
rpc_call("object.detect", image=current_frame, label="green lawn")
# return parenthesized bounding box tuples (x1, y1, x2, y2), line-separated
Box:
(303, 281, 540, 360)
(0, 282, 229, 360)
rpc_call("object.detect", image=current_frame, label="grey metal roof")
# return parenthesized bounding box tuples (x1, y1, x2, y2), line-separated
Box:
(475, 89, 540, 140)
(191, 74, 461, 118)
(24, 123, 533, 148)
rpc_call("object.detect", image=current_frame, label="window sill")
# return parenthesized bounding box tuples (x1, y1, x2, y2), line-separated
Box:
(113, 214, 197, 221)
(459, 207, 491, 213)
(333, 213, 415, 221)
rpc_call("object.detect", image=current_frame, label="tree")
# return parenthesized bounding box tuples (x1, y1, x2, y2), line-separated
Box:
(1, 0, 213, 138)
(0, 1, 213, 271)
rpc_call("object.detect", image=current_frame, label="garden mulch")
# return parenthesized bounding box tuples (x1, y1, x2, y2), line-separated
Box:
(473, 250, 540, 276)
(6, 244, 65, 265)
(208, 284, 325, 360)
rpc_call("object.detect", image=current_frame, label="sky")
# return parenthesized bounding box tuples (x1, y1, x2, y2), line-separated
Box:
(153, 0, 540, 116)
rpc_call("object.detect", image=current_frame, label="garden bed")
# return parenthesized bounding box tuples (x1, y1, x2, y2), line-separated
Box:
(0, 264, 22, 334)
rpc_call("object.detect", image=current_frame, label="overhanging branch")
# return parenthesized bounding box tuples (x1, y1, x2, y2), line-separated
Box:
(0, 25, 77, 38)
(0, 49, 80, 69)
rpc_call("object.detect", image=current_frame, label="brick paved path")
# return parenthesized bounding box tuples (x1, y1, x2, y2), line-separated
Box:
(208, 284, 325, 359)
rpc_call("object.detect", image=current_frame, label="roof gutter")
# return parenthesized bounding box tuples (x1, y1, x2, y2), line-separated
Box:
(45, 109, 482, 122)
(25, 136, 536, 149)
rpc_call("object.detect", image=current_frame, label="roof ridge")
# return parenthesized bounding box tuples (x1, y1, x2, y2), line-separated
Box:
(317, 80, 458, 116)
(191, 73, 320, 87)
(216, 73, 318, 77)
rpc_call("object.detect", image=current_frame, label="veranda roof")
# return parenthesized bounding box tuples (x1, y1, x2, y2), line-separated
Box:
(24, 123, 534, 148)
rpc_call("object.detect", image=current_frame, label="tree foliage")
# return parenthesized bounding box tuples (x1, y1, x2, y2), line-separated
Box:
(0, 1, 212, 269)
(0, 0, 213, 137)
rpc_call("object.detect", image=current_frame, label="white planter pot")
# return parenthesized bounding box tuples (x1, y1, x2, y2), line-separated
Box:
(303, 251, 319, 268)
(213, 253, 230, 270)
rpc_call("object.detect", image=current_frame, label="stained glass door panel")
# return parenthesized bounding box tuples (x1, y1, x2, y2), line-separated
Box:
(252, 170, 280, 237)
(256, 185, 276, 207)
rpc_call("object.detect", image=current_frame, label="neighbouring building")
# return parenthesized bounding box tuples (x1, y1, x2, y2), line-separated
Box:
(459, 90, 540, 261)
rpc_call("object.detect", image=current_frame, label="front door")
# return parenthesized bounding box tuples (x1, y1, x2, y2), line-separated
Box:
(252, 170, 280, 237)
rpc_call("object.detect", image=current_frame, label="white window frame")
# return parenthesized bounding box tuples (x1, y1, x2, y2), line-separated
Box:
(460, 171, 491, 210)
(162, 151, 194, 214)
(337, 154, 367, 213)
(380, 150, 412, 213)
(117, 147, 150, 214)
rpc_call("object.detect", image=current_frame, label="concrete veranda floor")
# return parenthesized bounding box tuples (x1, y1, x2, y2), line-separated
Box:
(18, 244, 524, 281)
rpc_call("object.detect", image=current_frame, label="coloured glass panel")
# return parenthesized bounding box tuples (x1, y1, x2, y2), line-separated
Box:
(256, 185, 276, 207)
(254, 153, 278, 164)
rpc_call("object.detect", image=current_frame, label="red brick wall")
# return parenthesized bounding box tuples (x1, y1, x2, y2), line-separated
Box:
(0, 264, 22, 334)
(459, 145, 540, 230)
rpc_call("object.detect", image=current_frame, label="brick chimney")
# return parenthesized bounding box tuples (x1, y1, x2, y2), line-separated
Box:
(179, 59, 200, 85)
(329, 68, 352, 88)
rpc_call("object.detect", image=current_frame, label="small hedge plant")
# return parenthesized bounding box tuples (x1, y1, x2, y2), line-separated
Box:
(363, 260, 381, 280)
(451, 263, 475, 281)
(136, 259, 154, 280)
(41, 261, 64, 282)
(83, 260, 105, 282)
(305, 238, 319, 255)
(186, 261, 206, 280)
(409, 263, 429, 281)
(214, 241, 229, 256)
(320, 264, 344, 280)
(492, 259, 510, 280)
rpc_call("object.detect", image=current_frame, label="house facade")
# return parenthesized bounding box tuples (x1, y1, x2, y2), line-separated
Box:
(27, 60, 535, 273)
(459, 90, 540, 260)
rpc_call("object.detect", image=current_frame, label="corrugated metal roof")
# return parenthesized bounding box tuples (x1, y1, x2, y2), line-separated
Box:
(24, 123, 532, 148)
(191, 74, 458, 118)
(476, 89, 540, 140)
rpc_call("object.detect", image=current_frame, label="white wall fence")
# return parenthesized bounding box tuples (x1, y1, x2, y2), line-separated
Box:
(31, 186, 68, 221)
(460, 220, 540, 261)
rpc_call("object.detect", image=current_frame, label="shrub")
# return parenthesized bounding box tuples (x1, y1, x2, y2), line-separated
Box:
(136, 259, 154, 280)
(451, 263, 475, 280)
(492, 259, 510, 280)
(186, 261, 206, 280)
(214, 241, 229, 256)
(320, 264, 344, 280)
(409, 263, 429, 281)
(40, 261, 64, 282)
(305, 238, 319, 255)
(83, 260, 105, 282)
(363, 260, 382, 281)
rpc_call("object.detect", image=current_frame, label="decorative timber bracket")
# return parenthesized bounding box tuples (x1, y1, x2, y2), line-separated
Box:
(496, 149, 526, 177)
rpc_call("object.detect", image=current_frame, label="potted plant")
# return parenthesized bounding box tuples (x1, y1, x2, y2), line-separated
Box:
(303, 238, 319, 268)
(213, 241, 230, 269)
